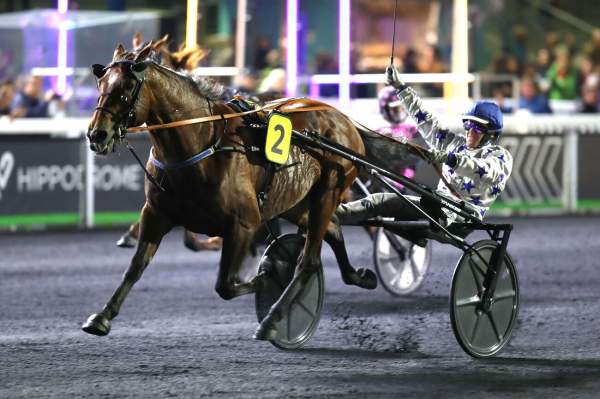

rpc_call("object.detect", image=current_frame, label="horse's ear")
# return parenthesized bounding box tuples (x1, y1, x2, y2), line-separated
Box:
(113, 43, 125, 60)
(132, 32, 143, 49)
(153, 34, 169, 52)
(92, 64, 105, 78)
(134, 41, 153, 62)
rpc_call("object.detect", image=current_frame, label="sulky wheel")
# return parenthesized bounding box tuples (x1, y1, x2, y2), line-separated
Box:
(373, 227, 432, 296)
(450, 239, 519, 358)
(255, 234, 324, 350)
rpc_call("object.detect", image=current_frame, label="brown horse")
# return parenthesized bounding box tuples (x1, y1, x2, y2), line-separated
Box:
(82, 42, 377, 340)
(117, 33, 219, 250)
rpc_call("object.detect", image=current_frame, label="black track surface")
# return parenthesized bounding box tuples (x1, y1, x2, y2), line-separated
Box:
(1, 216, 600, 398)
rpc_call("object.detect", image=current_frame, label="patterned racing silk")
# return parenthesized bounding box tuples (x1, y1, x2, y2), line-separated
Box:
(396, 87, 513, 223)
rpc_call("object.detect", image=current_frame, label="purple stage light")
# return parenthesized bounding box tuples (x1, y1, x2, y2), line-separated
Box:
(56, 0, 69, 95)
(57, 0, 69, 13)
(338, 0, 350, 104)
(286, 0, 298, 96)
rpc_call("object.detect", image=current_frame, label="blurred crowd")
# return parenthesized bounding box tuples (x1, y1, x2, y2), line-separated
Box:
(4, 27, 600, 120)
(0, 75, 65, 120)
(489, 27, 600, 114)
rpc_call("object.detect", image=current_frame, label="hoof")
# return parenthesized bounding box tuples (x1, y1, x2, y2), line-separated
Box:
(116, 232, 136, 248)
(253, 321, 278, 341)
(82, 313, 111, 336)
(344, 268, 378, 290)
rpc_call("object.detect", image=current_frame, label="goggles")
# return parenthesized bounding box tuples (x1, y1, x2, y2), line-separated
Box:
(463, 120, 488, 134)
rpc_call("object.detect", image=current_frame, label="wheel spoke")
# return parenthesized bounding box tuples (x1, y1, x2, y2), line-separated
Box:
(468, 260, 483, 293)
(268, 265, 287, 290)
(456, 295, 480, 307)
(389, 273, 402, 287)
(470, 313, 483, 343)
(494, 290, 516, 302)
(487, 312, 503, 342)
(380, 254, 401, 263)
(296, 299, 316, 319)
(468, 257, 487, 279)
(409, 257, 420, 279)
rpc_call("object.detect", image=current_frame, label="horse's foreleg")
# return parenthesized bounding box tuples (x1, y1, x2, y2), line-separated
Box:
(324, 218, 377, 290)
(82, 205, 172, 336)
(116, 220, 140, 248)
(214, 221, 258, 300)
(254, 173, 339, 341)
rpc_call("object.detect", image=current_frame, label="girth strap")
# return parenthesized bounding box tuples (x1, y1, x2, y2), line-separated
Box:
(149, 146, 217, 171)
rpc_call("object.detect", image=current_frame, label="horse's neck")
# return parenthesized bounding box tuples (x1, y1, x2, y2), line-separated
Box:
(145, 68, 214, 162)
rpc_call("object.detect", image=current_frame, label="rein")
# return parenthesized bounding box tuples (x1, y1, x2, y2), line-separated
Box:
(124, 99, 332, 133)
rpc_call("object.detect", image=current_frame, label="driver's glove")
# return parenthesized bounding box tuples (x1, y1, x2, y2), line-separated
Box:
(386, 66, 408, 91)
(428, 148, 458, 168)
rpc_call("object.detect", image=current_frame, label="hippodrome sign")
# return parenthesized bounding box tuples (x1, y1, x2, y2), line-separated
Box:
(265, 112, 292, 164)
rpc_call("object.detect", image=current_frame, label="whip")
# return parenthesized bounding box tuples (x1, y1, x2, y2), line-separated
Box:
(390, 0, 398, 68)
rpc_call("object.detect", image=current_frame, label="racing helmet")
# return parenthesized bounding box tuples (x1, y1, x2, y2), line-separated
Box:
(462, 101, 504, 145)
(378, 85, 408, 125)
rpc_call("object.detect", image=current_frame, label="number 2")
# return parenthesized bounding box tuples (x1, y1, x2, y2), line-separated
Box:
(271, 125, 285, 155)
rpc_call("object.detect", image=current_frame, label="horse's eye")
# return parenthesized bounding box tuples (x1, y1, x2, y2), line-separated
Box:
(121, 95, 129, 103)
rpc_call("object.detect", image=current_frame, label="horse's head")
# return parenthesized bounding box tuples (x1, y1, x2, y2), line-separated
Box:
(87, 43, 153, 155)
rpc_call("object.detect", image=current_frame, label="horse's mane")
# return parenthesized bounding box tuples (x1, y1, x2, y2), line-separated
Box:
(115, 50, 228, 101)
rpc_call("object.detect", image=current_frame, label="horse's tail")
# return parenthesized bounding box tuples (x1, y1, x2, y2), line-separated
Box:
(352, 121, 422, 173)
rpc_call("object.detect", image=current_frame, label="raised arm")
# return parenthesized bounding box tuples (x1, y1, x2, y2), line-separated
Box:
(386, 67, 464, 152)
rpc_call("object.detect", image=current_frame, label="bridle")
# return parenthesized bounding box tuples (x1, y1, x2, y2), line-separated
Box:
(93, 60, 147, 141)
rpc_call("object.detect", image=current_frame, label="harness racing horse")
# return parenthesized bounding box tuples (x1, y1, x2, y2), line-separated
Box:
(82, 43, 379, 340)
(116, 34, 220, 250)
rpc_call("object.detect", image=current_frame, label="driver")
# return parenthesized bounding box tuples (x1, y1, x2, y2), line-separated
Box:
(336, 67, 513, 226)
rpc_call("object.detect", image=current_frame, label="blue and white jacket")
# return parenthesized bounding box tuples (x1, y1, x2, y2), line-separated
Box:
(396, 87, 513, 223)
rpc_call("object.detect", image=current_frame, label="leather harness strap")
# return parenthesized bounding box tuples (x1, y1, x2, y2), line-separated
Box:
(125, 99, 332, 133)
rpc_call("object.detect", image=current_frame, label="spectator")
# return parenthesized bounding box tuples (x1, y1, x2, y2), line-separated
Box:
(576, 54, 595, 95)
(315, 52, 338, 97)
(417, 44, 446, 97)
(492, 87, 512, 114)
(534, 48, 552, 79)
(253, 37, 271, 72)
(0, 79, 15, 116)
(546, 47, 578, 100)
(231, 68, 258, 96)
(511, 25, 529, 69)
(11, 75, 56, 118)
(257, 68, 285, 97)
(578, 84, 599, 113)
(402, 48, 419, 73)
(588, 29, 600, 66)
(518, 77, 552, 114)
(543, 32, 560, 65)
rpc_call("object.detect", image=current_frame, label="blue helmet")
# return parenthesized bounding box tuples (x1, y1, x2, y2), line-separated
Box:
(462, 101, 503, 134)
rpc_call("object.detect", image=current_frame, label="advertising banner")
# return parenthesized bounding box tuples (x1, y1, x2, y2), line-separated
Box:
(0, 136, 81, 218)
(0, 135, 152, 227)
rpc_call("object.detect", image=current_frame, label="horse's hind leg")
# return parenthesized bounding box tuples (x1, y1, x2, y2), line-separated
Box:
(324, 218, 377, 290)
(82, 204, 172, 336)
(214, 220, 259, 300)
(254, 172, 340, 341)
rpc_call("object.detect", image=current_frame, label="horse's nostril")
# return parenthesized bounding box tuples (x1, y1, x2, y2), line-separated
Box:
(89, 129, 108, 143)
